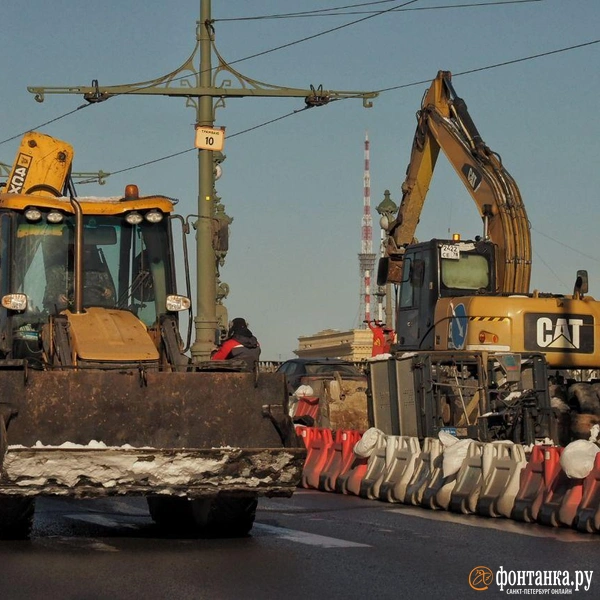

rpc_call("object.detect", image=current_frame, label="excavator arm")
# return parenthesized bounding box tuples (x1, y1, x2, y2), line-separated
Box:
(380, 71, 531, 294)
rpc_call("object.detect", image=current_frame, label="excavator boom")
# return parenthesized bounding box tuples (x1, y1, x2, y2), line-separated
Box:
(381, 71, 531, 294)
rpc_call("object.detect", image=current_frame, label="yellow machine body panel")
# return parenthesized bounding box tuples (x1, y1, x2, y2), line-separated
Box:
(0, 192, 175, 215)
(66, 307, 160, 362)
(4, 132, 74, 196)
(434, 295, 600, 369)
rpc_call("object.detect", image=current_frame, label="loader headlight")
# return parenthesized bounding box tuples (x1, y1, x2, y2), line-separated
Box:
(47, 210, 64, 223)
(24, 207, 42, 222)
(2, 293, 28, 311)
(125, 211, 143, 225)
(145, 210, 163, 223)
(166, 294, 191, 312)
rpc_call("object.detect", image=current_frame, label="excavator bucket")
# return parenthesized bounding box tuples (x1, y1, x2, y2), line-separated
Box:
(0, 368, 304, 498)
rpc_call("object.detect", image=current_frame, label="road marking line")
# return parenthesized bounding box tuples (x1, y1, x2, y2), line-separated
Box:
(387, 508, 600, 543)
(65, 513, 139, 529)
(34, 537, 120, 552)
(253, 523, 370, 548)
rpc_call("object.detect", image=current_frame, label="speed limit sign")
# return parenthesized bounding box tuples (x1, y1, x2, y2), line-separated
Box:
(195, 126, 225, 151)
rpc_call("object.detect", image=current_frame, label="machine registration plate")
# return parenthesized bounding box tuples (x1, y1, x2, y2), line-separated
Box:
(440, 244, 460, 260)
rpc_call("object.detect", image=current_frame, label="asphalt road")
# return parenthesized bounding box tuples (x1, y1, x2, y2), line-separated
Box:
(0, 490, 598, 600)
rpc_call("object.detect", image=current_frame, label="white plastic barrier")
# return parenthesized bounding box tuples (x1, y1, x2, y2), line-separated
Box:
(448, 441, 486, 514)
(422, 455, 462, 511)
(405, 438, 444, 506)
(477, 442, 527, 518)
(378, 436, 422, 503)
(358, 434, 388, 500)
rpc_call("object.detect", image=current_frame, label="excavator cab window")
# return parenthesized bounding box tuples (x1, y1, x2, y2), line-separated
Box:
(399, 258, 425, 309)
(439, 245, 493, 296)
(399, 257, 413, 308)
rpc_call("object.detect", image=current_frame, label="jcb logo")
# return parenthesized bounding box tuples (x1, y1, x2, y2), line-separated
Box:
(525, 313, 594, 353)
(6, 153, 32, 194)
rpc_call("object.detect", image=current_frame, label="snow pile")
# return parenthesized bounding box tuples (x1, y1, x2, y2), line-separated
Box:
(2, 445, 301, 494)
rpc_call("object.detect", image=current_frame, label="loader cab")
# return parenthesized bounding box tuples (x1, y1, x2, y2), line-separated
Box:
(396, 238, 496, 350)
(0, 197, 183, 361)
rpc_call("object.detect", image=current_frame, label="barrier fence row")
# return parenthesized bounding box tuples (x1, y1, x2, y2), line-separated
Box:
(295, 426, 600, 534)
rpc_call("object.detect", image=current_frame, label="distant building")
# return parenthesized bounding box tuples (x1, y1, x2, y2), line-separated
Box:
(295, 328, 373, 362)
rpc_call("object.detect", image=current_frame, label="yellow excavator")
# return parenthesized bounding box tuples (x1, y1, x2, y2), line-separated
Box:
(379, 70, 531, 295)
(0, 132, 304, 538)
(372, 71, 600, 445)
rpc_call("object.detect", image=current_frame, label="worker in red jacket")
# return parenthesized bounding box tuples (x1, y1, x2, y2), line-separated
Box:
(211, 317, 261, 371)
(366, 320, 395, 356)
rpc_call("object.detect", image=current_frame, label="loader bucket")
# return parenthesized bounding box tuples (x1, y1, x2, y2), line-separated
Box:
(0, 368, 305, 498)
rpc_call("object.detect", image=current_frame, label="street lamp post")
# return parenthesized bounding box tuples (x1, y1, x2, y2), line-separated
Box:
(376, 190, 398, 328)
(28, 0, 378, 362)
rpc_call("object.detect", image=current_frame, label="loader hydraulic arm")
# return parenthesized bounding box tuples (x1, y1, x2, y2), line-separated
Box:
(4, 131, 74, 198)
(381, 71, 531, 294)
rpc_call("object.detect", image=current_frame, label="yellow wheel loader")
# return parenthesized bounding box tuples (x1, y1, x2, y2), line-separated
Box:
(0, 132, 304, 538)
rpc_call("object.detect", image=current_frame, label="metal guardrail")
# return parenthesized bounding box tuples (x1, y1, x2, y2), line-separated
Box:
(258, 360, 368, 374)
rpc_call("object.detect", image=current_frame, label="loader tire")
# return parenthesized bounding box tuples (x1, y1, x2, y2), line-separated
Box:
(147, 496, 190, 528)
(0, 496, 35, 540)
(190, 495, 258, 538)
(147, 495, 257, 538)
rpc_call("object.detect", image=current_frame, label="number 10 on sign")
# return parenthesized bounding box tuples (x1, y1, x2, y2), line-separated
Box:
(195, 126, 225, 151)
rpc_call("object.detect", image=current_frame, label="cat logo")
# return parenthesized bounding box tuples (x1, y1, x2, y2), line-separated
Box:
(524, 313, 594, 353)
(6, 153, 33, 194)
(461, 163, 482, 192)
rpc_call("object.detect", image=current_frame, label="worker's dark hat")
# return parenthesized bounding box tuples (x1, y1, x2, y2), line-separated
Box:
(230, 317, 248, 329)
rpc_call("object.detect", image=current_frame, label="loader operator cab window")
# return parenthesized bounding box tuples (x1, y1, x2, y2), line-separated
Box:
(11, 212, 174, 333)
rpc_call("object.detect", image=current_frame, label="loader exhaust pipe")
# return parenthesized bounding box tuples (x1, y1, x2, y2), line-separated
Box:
(69, 195, 84, 314)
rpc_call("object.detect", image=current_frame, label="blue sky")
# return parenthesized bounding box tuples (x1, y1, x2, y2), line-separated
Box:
(1, 1, 598, 360)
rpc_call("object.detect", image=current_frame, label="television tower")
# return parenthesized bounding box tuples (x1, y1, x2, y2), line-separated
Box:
(358, 132, 377, 326)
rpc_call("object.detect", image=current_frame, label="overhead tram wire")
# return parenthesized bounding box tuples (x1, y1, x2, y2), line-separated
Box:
(532, 227, 600, 265)
(217, 0, 544, 21)
(76, 37, 600, 184)
(0, 0, 550, 147)
(0, 103, 93, 147)
(216, 0, 402, 21)
(371, 39, 600, 95)
(533, 250, 568, 289)
(76, 106, 313, 184)
(198, 0, 421, 70)
(0, 0, 417, 148)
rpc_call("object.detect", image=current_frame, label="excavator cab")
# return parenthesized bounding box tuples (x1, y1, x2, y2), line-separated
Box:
(396, 238, 496, 350)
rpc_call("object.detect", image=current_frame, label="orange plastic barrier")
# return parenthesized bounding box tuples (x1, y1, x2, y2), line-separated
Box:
(575, 452, 600, 533)
(300, 427, 334, 489)
(512, 445, 558, 523)
(335, 456, 369, 496)
(318, 430, 364, 492)
(295, 395, 320, 421)
(295, 425, 321, 449)
(537, 446, 585, 528)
